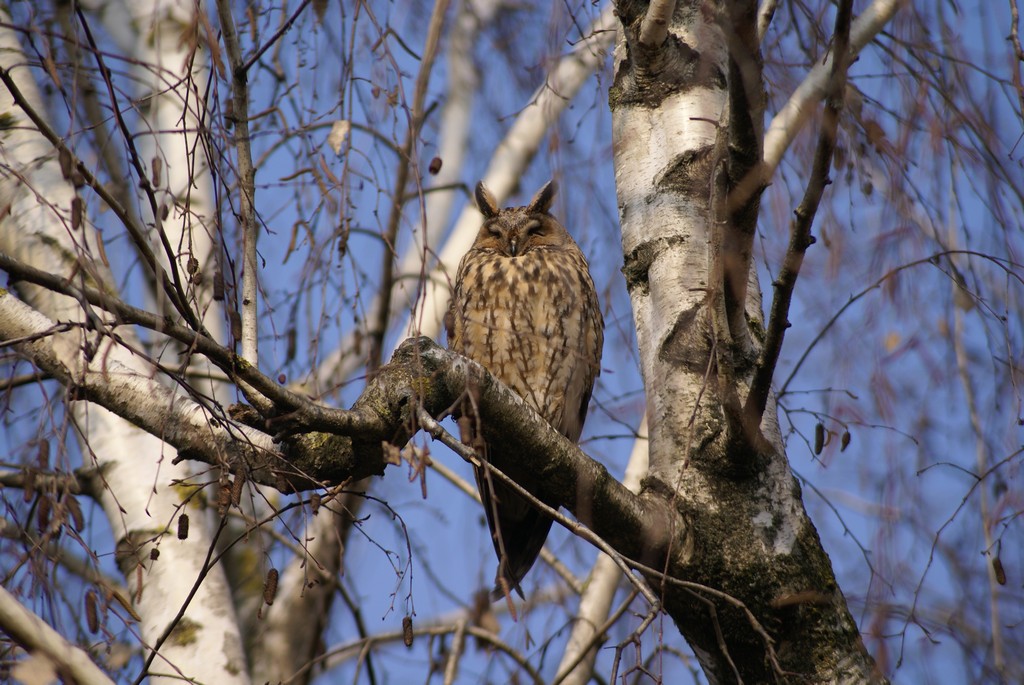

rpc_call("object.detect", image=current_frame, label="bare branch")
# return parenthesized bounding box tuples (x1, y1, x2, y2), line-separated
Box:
(0, 585, 116, 685)
(366, 0, 451, 374)
(216, 0, 261, 363)
(554, 418, 649, 685)
(756, 0, 777, 43)
(0, 68, 204, 333)
(746, 0, 854, 424)
(639, 0, 677, 49)
(762, 0, 906, 174)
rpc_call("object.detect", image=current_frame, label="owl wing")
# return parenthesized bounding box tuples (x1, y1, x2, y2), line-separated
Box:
(474, 455, 553, 600)
(552, 257, 605, 443)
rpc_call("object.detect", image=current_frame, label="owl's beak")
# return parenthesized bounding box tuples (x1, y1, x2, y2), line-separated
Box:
(508, 238, 519, 257)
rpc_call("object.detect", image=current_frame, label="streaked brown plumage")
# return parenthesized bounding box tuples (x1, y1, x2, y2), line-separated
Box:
(446, 180, 603, 599)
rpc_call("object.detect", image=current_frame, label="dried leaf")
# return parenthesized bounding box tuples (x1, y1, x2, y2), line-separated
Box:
(58, 148, 73, 180)
(313, 0, 330, 22)
(813, 423, 824, 455)
(285, 326, 297, 364)
(23, 469, 35, 502)
(71, 196, 83, 230)
(327, 120, 351, 155)
(65, 495, 84, 532)
(863, 119, 886, 152)
(37, 496, 52, 531)
(213, 270, 225, 301)
(217, 481, 231, 516)
(231, 472, 245, 507)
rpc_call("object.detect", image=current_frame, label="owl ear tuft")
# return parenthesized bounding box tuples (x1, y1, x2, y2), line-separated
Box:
(476, 182, 499, 218)
(527, 181, 557, 214)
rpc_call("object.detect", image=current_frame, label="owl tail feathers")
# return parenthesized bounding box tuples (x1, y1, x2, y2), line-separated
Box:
(488, 512, 553, 604)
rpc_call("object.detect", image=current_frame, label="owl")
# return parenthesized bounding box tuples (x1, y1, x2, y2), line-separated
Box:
(446, 180, 604, 599)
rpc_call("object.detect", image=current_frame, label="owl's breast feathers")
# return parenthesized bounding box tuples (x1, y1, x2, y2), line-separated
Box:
(450, 244, 603, 442)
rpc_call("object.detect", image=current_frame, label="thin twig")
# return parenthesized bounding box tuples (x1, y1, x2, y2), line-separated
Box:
(0, 251, 343, 422)
(778, 250, 1023, 396)
(239, 0, 313, 75)
(443, 618, 468, 685)
(215, 0, 260, 363)
(306, 622, 546, 685)
(0, 68, 202, 334)
(551, 589, 638, 685)
(427, 458, 584, 593)
(1008, 0, 1024, 129)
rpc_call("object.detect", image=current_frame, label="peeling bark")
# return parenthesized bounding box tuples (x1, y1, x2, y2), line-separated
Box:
(609, 1, 884, 682)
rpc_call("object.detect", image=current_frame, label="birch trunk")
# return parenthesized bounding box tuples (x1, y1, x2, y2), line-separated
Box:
(610, 2, 883, 681)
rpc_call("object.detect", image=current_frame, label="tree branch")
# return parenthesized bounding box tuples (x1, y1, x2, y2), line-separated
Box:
(727, 0, 906, 218)
(1, 288, 681, 585)
(72, 9, 202, 332)
(0, 585, 116, 685)
(216, 0, 261, 363)
(366, 0, 450, 374)
(0, 67, 203, 334)
(0, 251, 320, 419)
(746, 0, 854, 423)
(639, 0, 676, 49)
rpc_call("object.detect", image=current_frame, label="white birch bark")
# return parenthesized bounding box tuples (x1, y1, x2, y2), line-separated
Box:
(612, 22, 732, 497)
(115, 0, 276, 645)
(0, 16, 248, 683)
(609, 1, 893, 680)
(0, 586, 117, 685)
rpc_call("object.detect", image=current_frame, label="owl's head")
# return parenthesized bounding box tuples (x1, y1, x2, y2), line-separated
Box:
(472, 181, 571, 257)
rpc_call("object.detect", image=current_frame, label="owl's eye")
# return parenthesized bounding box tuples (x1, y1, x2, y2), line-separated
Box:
(486, 224, 502, 238)
(527, 222, 545, 236)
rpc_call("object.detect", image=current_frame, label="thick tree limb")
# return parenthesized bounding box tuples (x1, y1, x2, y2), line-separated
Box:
(0, 586, 116, 685)
(0, 291, 677, 570)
